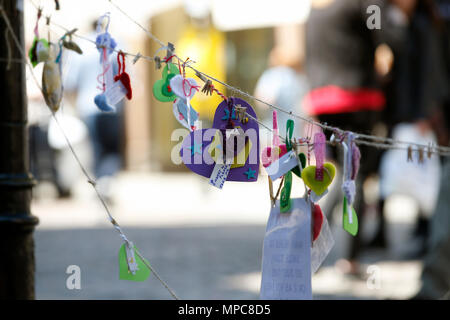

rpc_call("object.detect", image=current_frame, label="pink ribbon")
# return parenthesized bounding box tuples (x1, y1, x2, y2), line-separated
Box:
(314, 132, 326, 181)
(351, 142, 361, 180)
(182, 78, 200, 98)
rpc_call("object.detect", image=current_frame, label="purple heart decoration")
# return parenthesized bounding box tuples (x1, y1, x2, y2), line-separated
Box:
(180, 97, 260, 182)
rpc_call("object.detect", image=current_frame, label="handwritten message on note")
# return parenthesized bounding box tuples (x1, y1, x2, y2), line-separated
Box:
(260, 198, 312, 300)
(209, 163, 231, 189)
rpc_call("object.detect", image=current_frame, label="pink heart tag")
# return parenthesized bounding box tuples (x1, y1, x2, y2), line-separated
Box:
(261, 145, 288, 167)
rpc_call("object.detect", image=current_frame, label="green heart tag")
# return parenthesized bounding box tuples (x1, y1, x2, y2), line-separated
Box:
(343, 196, 358, 236)
(280, 171, 292, 213)
(292, 152, 307, 178)
(301, 162, 336, 195)
(161, 73, 177, 96)
(29, 38, 49, 67)
(118, 243, 151, 282)
(153, 63, 180, 102)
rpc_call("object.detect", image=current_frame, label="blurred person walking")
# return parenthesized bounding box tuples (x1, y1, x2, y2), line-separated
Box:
(254, 43, 309, 142)
(375, 0, 448, 259)
(410, 0, 450, 299)
(64, 21, 125, 202)
(303, 0, 411, 275)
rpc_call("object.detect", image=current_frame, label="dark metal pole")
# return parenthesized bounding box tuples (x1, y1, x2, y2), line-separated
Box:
(0, 1, 39, 299)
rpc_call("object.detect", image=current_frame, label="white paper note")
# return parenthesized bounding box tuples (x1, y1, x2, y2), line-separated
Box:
(265, 151, 299, 181)
(311, 215, 334, 274)
(260, 198, 312, 300)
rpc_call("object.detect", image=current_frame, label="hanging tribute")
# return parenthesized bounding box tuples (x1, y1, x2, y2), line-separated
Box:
(180, 97, 260, 189)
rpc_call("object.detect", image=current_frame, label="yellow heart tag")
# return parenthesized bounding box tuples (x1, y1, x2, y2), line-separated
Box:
(301, 162, 336, 195)
(208, 129, 252, 168)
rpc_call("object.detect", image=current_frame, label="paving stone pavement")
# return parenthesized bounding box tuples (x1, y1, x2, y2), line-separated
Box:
(33, 172, 424, 300)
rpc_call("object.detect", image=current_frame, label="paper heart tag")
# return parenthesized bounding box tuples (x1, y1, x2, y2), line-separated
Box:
(153, 63, 180, 102)
(29, 38, 49, 67)
(180, 98, 259, 182)
(173, 99, 199, 130)
(104, 80, 127, 106)
(169, 75, 198, 100)
(36, 40, 49, 63)
(118, 243, 151, 282)
(301, 163, 336, 196)
(343, 196, 358, 236)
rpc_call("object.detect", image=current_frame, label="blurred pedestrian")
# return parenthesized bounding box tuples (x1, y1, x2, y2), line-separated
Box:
(411, 0, 450, 299)
(64, 21, 125, 201)
(374, 0, 448, 258)
(303, 0, 410, 275)
(254, 45, 309, 137)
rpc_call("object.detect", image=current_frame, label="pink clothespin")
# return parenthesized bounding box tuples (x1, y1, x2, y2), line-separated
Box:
(314, 131, 326, 181)
(272, 111, 281, 147)
(262, 111, 287, 167)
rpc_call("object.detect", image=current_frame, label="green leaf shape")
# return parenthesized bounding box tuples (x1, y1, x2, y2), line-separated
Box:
(118, 243, 151, 282)
(343, 196, 358, 236)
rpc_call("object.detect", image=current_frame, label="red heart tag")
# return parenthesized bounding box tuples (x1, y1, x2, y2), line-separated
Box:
(114, 51, 132, 100)
(114, 72, 132, 100)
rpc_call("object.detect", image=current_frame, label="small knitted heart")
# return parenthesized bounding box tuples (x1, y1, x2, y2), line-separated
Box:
(94, 93, 115, 112)
(118, 243, 150, 282)
(301, 162, 335, 196)
(343, 196, 358, 236)
(114, 72, 132, 100)
(313, 204, 324, 241)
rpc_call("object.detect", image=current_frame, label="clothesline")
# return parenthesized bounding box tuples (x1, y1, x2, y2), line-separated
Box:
(28, 0, 450, 157)
(108, 0, 450, 156)
(7, 0, 446, 300)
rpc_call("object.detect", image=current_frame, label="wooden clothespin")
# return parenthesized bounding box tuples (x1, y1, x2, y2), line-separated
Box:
(165, 42, 175, 61)
(268, 176, 285, 207)
(234, 104, 248, 124)
(201, 79, 214, 96)
(195, 70, 214, 95)
(407, 146, 413, 162)
(133, 52, 142, 65)
(153, 55, 161, 69)
(418, 147, 424, 164)
(427, 143, 433, 159)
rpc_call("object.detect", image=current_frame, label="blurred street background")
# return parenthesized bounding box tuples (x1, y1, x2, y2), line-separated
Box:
(34, 171, 423, 299)
(16, 0, 450, 299)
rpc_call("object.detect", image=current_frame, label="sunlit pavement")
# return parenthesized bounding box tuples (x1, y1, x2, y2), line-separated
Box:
(33, 171, 423, 299)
